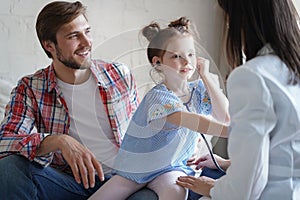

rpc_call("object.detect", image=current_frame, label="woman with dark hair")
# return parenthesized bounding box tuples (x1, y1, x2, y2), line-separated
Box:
(177, 0, 300, 199)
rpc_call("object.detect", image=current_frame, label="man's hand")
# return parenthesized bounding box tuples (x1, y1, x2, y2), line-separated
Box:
(59, 135, 104, 189)
(37, 134, 104, 189)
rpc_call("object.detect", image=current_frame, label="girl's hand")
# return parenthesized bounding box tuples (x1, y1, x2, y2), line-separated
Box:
(197, 57, 210, 78)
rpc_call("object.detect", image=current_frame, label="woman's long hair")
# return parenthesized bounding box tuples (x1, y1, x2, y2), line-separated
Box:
(218, 0, 300, 84)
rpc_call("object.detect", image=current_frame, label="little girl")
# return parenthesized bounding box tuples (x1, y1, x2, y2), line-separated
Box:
(89, 17, 229, 200)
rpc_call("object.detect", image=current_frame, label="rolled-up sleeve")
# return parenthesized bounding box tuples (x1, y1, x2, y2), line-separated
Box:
(0, 80, 52, 166)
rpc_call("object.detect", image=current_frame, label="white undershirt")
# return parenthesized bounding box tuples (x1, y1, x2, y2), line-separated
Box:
(57, 74, 118, 174)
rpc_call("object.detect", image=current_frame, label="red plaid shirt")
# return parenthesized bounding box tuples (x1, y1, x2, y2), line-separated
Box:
(0, 59, 139, 169)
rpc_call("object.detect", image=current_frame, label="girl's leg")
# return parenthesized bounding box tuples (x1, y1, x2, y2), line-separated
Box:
(147, 171, 188, 200)
(89, 175, 146, 200)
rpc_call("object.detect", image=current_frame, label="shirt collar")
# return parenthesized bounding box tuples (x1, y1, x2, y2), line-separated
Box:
(48, 63, 58, 93)
(48, 60, 108, 92)
(90, 60, 109, 89)
(257, 44, 274, 56)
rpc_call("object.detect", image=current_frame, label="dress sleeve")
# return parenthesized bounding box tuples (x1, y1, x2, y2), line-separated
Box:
(145, 89, 184, 123)
(195, 80, 212, 115)
(211, 67, 276, 199)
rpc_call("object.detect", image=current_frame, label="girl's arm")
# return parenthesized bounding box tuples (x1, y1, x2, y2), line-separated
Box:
(166, 111, 228, 138)
(198, 57, 230, 123)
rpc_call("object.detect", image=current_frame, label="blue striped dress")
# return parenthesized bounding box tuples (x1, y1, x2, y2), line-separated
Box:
(112, 80, 212, 183)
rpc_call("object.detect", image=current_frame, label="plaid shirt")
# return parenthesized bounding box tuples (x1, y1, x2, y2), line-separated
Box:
(0, 59, 139, 169)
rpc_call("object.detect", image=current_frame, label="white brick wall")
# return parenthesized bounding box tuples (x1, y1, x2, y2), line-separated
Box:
(0, 0, 228, 157)
(294, 0, 300, 13)
(0, 0, 225, 96)
(1, 0, 299, 161)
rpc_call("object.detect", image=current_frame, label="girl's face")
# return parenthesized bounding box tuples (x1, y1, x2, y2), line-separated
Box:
(161, 35, 196, 80)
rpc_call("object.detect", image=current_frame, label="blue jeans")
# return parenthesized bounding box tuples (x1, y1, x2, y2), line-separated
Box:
(0, 155, 158, 200)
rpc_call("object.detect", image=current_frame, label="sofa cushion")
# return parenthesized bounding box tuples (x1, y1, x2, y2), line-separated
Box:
(0, 78, 14, 121)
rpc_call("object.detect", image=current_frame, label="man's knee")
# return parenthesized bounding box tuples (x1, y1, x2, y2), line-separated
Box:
(0, 155, 33, 174)
(0, 155, 34, 183)
(0, 155, 37, 199)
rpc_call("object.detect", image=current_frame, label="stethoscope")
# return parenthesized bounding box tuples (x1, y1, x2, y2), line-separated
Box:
(183, 84, 226, 174)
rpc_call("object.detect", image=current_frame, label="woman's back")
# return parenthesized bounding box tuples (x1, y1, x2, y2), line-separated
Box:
(252, 54, 300, 199)
(221, 48, 300, 199)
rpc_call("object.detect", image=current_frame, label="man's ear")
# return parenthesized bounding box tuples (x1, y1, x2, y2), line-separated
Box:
(42, 40, 55, 53)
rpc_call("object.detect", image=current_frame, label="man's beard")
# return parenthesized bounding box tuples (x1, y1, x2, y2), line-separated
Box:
(55, 45, 92, 69)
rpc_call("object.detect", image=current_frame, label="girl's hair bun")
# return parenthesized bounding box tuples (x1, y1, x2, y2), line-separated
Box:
(142, 22, 160, 42)
(168, 17, 190, 31)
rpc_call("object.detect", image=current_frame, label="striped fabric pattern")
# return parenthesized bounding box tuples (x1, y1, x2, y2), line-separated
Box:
(113, 82, 212, 183)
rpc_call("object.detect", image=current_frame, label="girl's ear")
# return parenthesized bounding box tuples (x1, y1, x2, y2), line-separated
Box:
(152, 56, 161, 66)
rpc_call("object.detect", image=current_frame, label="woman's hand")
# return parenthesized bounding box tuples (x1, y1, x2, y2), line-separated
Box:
(193, 153, 230, 171)
(176, 175, 215, 197)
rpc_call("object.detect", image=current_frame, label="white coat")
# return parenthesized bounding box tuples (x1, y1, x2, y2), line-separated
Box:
(211, 46, 300, 200)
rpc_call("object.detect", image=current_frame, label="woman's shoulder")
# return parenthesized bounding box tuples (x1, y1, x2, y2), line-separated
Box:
(243, 54, 282, 73)
(232, 54, 288, 84)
